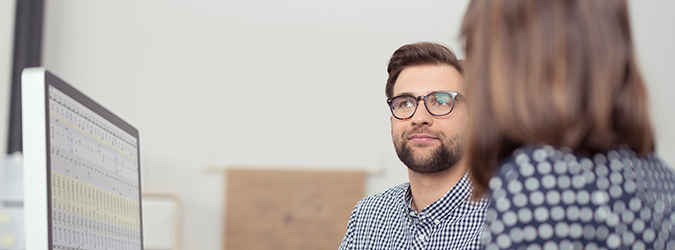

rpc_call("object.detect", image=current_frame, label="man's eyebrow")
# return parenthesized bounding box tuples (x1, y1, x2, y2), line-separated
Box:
(393, 91, 453, 97)
(393, 92, 415, 97)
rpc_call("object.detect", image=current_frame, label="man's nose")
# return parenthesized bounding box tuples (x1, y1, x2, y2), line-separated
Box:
(410, 102, 433, 127)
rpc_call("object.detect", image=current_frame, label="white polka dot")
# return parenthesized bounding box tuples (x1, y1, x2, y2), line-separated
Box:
(606, 212, 620, 227)
(592, 190, 610, 205)
(596, 177, 610, 190)
(543, 240, 558, 250)
(594, 205, 611, 222)
(510, 227, 524, 243)
(562, 190, 576, 205)
(534, 149, 548, 162)
(558, 240, 574, 250)
(569, 223, 583, 239)
(497, 234, 512, 249)
(542, 175, 557, 189)
(624, 181, 637, 194)
(596, 225, 609, 240)
(519, 207, 533, 224)
(632, 219, 645, 234)
(572, 175, 586, 189)
(527, 243, 542, 250)
(485, 243, 499, 250)
(555, 222, 570, 238)
(616, 222, 628, 235)
(521, 163, 536, 177)
(480, 228, 492, 245)
(584, 242, 599, 250)
(538, 223, 553, 240)
(503, 211, 518, 226)
(629, 197, 642, 211)
(594, 154, 608, 165)
(554, 161, 568, 174)
(623, 231, 636, 246)
(583, 224, 596, 240)
(538, 161, 552, 175)
(493, 188, 507, 200)
(568, 161, 581, 174)
(572, 240, 583, 250)
(486, 208, 498, 221)
(525, 177, 540, 191)
(606, 233, 621, 248)
(609, 185, 623, 199)
(609, 158, 623, 170)
(622, 210, 635, 224)
(566, 205, 580, 221)
(613, 200, 626, 213)
(491, 220, 505, 234)
(558, 175, 571, 190)
(640, 207, 652, 221)
(583, 170, 596, 184)
(551, 206, 565, 221)
(514, 193, 528, 207)
(535, 207, 550, 222)
(524, 225, 537, 242)
(643, 228, 656, 243)
(595, 164, 609, 177)
(580, 158, 594, 171)
(580, 207, 594, 222)
(666, 240, 675, 250)
(508, 180, 524, 194)
(610, 172, 623, 185)
(489, 177, 503, 190)
(632, 240, 645, 250)
(655, 200, 667, 213)
(577, 190, 590, 205)
(496, 198, 511, 212)
(547, 190, 561, 205)
(516, 154, 530, 166)
(531, 191, 545, 206)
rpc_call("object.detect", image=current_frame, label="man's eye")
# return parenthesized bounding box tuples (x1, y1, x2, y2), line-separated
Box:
(398, 100, 413, 108)
(432, 94, 452, 106)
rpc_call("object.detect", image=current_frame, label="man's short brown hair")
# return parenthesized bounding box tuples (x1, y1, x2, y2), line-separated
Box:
(386, 42, 464, 98)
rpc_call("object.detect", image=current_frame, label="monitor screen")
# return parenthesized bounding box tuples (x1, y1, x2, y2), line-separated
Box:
(22, 68, 143, 250)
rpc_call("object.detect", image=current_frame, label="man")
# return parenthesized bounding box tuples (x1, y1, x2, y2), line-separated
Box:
(339, 42, 488, 250)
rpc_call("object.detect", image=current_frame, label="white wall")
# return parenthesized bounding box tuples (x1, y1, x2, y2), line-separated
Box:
(41, 1, 469, 249)
(0, 1, 15, 157)
(0, 0, 657, 250)
(629, 1, 675, 166)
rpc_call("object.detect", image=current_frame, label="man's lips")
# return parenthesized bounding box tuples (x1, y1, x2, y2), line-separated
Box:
(407, 134, 439, 144)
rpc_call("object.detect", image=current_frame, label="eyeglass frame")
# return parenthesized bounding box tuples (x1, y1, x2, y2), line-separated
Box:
(386, 91, 465, 120)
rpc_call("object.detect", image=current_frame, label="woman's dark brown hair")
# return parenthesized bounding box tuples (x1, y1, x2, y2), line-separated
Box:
(460, 0, 655, 197)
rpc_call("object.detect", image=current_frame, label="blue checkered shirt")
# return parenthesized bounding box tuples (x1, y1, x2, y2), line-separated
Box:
(339, 172, 489, 250)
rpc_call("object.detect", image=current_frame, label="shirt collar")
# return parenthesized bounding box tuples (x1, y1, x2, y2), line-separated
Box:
(404, 171, 474, 220)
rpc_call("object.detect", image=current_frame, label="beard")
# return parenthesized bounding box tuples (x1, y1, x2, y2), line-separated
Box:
(394, 129, 464, 174)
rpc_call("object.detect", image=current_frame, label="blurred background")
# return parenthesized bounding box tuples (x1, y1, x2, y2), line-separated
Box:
(0, 0, 673, 249)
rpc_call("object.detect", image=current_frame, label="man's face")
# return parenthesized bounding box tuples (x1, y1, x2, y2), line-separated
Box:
(390, 64, 467, 174)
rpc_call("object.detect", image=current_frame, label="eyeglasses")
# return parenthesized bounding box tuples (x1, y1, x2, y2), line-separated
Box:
(387, 91, 465, 120)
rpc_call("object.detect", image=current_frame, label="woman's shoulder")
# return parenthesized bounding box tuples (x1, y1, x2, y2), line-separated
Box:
(483, 144, 675, 249)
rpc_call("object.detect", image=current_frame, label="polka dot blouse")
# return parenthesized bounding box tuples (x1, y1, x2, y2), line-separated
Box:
(481, 145, 675, 250)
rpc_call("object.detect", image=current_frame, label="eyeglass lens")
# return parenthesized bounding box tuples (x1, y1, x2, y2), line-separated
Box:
(390, 92, 455, 119)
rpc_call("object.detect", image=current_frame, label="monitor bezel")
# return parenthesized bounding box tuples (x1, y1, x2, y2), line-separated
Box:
(22, 68, 144, 250)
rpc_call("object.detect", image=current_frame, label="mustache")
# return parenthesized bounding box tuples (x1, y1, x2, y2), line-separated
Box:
(402, 128, 445, 139)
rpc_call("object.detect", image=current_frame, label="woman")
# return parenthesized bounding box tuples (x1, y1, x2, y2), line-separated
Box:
(461, 0, 674, 249)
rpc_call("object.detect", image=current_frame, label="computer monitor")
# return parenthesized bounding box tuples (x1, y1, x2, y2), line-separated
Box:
(22, 68, 143, 250)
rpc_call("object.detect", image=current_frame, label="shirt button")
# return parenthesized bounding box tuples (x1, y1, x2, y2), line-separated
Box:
(434, 219, 442, 225)
(409, 211, 416, 217)
(418, 234, 425, 241)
